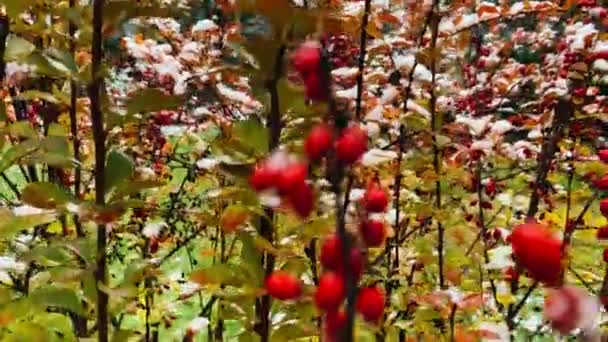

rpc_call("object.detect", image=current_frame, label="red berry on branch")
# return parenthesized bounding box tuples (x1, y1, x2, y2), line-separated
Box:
(320, 235, 364, 280)
(315, 272, 345, 311)
(363, 183, 388, 213)
(287, 181, 314, 218)
(249, 165, 278, 191)
(485, 178, 497, 196)
(293, 42, 321, 75)
(305, 124, 333, 161)
(593, 176, 608, 191)
(360, 220, 386, 247)
(277, 162, 307, 195)
(597, 226, 608, 240)
(510, 222, 562, 285)
(324, 310, 346, 338)
(265, 271, 301, 300)
(598, 149, 608, 163)
(303, 72, 326, 102)
(504, 266, 519, 282)
(356, 287, 385, 322)
(336, 126, 368, 164)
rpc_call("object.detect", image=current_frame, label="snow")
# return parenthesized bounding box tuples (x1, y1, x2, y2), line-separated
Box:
(336, 86, 358, 99)
(143, 222, 166, 238)
(192, 19, 218, 33)
(361, 149, 398, 166)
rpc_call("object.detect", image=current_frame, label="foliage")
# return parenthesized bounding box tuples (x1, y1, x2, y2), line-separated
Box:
(0, 0, 606, 341)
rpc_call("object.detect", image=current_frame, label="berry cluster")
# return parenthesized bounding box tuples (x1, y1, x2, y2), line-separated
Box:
(259, 40, 389, 339)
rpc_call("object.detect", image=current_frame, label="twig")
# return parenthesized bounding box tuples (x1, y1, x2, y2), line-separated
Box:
(475, 163, 500, 309)
(354, 0, 371, 120)
(254, 39, 286, 342)
(69, 0, 84, 238)
(427, 2, 445, 289)
(507, 282, 538, 324)
(88, 1, 108, 340)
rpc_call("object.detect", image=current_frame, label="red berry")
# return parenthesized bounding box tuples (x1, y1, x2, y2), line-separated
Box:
(277, 162, 307, 194)
(504, 266, 519, 282)
(336, 126, 368, 164)
(315, 272, 345, 311)
(596, 176, 608, 191)
(287, 181, 314, 218)
(304, 72, 325, 102)
(324, 310, 346, 337)
(597, 226, 608, 240)
(249, 165, 278, 191)
(320, 235, 364, 280)
(601, 198, 608, 218)
(360, 220, 386, 247)
(265, 271, 301, 300)
(293, 42, 321, 75)
(356, 287, 385, 322)
(305, 124, 333, 161)
(337, 248, 364, 281)
(492, 229, 502, 241)
(363, 183, 388, 213)
(544, 286, 587, 334)
(510, 222, 562, 285)
(599, 149, 608, 163)
(485, 178, 497, 196)
(573, 87, 586, 98)
(320, 234, 342, 269)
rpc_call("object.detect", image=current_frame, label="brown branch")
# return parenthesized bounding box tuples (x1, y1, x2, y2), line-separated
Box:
(69, 0, 84, 238)
(428, 3, 445, 289)
(254, 40, 286, 342)
(88, 0, 108, 340)
(354, 0, 371, 120)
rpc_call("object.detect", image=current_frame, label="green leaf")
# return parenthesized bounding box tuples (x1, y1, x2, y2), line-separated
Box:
(232, 118, 268, 155)
(270, 323, 317, 341)
(8, 121, 37, 138)
(0, 139, 39, 173)
(112, 330, 136, 342)
(4, 35, 35, 60)
(0, 210, 56, 238)
(30, 287, 84, 315)
(24, 52, 69, 78)
(20, 90, 60, 104)
(190, 264, 248, 287)
(126, 88, 182, 115)
(110, 179, 165, 201)
(105, 150, 134, 193)
(35, 313, 77, 341)
(239, 232, 264, 287)
(21, 182, 72, 209)
(4, 322, 48, 342)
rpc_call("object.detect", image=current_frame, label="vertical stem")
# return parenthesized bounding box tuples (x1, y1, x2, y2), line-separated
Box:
(354, 0, 371, 120)
(255, 42, 285, 342)
(507, 98, 572, 329)
(69, 0, 84, 237)
(476, 163, 499, 308)
(88, 0, 108, 341)
(427, 5, 444, 289)
(320, 45, 356, 341)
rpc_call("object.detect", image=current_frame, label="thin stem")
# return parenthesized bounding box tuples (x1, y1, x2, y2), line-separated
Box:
(69, 0, 84, 237)
(354, 0, 371, 120)
(476, 163, 499, 309)
(88, 0, 107, 340)
(255, 41, 286, 342)
(427, 4, 445, 289)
